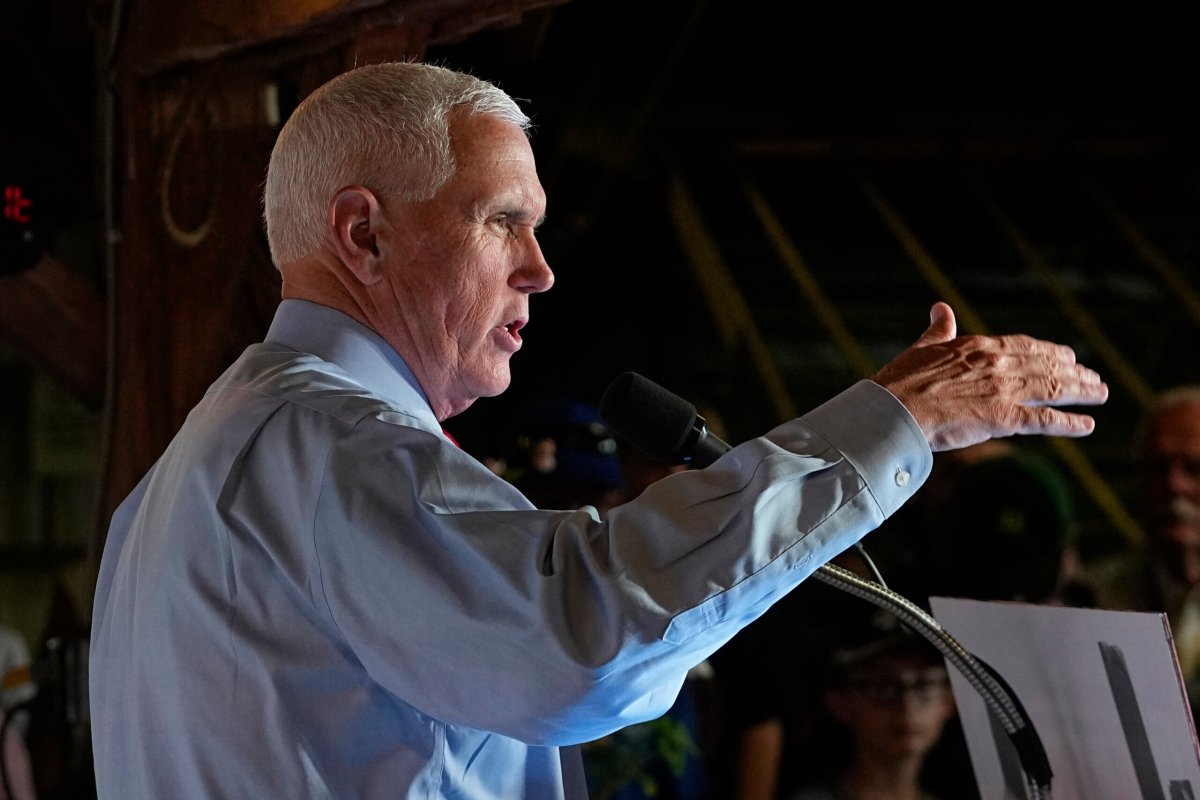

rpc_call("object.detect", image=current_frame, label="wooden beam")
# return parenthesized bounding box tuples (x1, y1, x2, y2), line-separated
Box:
(0, 255, 105, 409)
(116, 0, 567, 76)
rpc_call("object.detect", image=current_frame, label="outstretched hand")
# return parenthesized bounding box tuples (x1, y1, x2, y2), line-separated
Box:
(873, 302, 1109, 452)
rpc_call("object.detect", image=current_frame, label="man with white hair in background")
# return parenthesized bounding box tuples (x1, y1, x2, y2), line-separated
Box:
(1087, 387, 1200, 707)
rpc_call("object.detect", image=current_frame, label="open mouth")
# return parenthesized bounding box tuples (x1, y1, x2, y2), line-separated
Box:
(500, 318, 525, 346)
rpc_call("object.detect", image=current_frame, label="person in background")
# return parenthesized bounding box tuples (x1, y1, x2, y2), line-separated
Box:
(0, 623, 37, 800)
(88, 60, 1108, 800)
(1085, 386, 1200, 708)
(0, 625, 35, 729)
(788, 619, 956, 800)
(506, 397, 626, 517)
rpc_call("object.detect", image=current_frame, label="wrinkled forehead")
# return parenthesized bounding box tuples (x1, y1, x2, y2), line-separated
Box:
(439, 110, 545, 222)
(449, 110, 537, 170)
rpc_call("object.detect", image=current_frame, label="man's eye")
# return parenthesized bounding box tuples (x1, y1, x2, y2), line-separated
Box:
(493, 215, 520, 239)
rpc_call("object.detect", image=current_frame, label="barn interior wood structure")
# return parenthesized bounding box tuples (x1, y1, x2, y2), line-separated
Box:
(0, 3, 1195, 796)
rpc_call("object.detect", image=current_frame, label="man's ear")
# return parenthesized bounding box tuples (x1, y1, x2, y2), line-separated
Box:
(328, 185, 386, 286)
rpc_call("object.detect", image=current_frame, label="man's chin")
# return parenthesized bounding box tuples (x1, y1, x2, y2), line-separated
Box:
(444, 372, 511, 418)
(476, 372, 512, 399)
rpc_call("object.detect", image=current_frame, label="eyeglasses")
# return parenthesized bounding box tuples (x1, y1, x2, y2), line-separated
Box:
(1143, 454, 1200, 478)
(846, 673, 950, 704)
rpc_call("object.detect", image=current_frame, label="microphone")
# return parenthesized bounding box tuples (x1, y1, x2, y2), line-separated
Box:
(599, 372, 731, 469)
(600, 375, 1054, 796)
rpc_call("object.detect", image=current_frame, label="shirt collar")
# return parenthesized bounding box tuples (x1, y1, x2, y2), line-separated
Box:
(264, 299, 439, 431)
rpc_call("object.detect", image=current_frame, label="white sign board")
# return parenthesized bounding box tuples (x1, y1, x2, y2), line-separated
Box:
(930, 598, 1200, 799)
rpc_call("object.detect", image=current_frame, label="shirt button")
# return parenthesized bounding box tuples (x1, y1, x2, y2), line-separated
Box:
(894, 468, 910, 487)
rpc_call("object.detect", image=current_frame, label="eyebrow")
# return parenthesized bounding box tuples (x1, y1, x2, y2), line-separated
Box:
(503, 208, 546, 229)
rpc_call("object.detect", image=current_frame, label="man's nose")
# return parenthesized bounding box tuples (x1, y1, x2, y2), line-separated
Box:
(511, 236, 555, 294)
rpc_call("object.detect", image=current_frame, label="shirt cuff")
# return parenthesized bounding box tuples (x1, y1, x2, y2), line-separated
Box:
(800, 379, 932, 517)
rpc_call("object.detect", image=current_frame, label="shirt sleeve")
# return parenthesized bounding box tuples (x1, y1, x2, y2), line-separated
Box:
(312, 379, 931, 745)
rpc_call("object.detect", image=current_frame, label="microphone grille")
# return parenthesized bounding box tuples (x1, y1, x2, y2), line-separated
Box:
(599, 372, 697, 463)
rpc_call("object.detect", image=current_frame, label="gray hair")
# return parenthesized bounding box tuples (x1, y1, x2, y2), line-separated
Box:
(263, 62, 530, 266)
(1134, 385, 1200, 458)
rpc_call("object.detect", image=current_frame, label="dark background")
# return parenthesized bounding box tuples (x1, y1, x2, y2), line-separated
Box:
(0, 3, 1196, 797)
(2, 1, 1196, 544)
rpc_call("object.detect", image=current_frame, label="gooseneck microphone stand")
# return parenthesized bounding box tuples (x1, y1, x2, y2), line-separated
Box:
(599, 372, 1054, 799)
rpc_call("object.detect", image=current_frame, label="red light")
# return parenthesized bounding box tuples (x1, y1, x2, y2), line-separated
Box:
(4, 185, 32, 224)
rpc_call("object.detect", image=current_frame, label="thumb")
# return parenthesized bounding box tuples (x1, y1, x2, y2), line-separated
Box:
(912, 301, 957, 347)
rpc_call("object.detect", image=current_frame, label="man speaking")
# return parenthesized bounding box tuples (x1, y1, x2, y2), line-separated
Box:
(89, 62, 1108, 798)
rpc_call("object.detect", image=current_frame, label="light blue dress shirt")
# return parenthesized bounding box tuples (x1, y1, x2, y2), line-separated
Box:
(90, 299, 931, 799)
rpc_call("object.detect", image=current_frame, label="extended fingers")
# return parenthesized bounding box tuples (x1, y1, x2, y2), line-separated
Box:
(1007, 405, 1098, 438)
(1017, 366, 1108, 407)
(982, 336, 1107, 406)
(990, 333, 1076, 365)
(878, 325, 1109, 452)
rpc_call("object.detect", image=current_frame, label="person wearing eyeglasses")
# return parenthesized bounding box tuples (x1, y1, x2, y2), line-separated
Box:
(789, 626, 956, 800)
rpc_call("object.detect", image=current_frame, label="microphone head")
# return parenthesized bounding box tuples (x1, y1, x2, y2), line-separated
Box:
(599, 372, 699, 464)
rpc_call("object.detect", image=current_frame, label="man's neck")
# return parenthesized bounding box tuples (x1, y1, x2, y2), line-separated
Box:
(279, 255, 374, 331)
